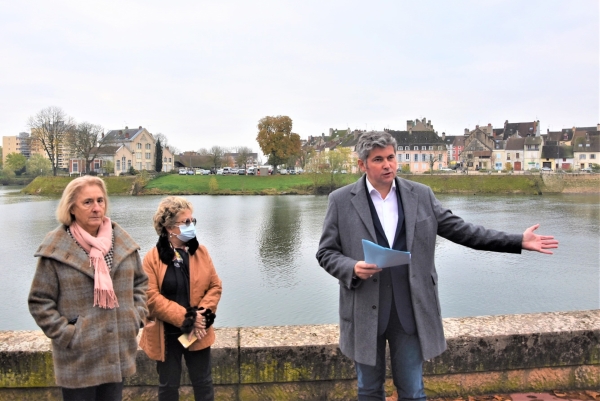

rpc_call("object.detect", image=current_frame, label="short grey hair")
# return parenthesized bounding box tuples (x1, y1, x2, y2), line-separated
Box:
(356, 131, 397, 162)
(56, 176, 109, 226)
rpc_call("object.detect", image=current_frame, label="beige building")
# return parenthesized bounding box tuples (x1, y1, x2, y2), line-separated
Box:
(2, 132, 32, 164)
(102, 126, 156, 174)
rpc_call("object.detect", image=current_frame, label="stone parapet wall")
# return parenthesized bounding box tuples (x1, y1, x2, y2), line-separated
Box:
(0, 310, 598, 400)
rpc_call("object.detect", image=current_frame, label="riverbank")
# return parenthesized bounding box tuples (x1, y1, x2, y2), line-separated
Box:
(19, 173, 600, 196)
(21, 176, 136, 196)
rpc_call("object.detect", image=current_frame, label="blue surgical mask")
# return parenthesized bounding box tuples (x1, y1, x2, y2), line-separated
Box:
(177, 224, 197, 242)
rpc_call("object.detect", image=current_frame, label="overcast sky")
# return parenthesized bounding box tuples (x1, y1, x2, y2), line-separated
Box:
(1, 0, 597, 155)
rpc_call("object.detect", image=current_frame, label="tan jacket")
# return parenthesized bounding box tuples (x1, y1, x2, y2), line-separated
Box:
(139, 244, 222, 361)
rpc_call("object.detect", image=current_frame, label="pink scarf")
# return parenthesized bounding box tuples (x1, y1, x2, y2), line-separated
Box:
(70, 217, 119, 309)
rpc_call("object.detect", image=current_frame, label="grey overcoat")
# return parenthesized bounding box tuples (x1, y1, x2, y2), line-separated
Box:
(316, 176, 522, 366)
(28, 223, 148, 388)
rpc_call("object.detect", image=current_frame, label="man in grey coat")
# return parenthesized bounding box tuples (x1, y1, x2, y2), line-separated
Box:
(316, 131, 558, 401)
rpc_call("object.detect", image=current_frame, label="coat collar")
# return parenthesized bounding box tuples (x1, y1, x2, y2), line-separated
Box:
(35, 222, 139, 278)
(351, 175, 419, 251)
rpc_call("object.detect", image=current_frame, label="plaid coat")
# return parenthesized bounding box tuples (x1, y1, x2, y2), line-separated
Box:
(28, 223, 148, 389)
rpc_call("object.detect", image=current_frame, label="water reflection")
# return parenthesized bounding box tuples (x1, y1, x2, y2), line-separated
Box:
(257, 197, 302, 288)
(0, 192, 597, 331)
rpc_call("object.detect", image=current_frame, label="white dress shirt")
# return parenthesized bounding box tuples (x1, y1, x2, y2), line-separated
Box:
(365, 178, 398, 247)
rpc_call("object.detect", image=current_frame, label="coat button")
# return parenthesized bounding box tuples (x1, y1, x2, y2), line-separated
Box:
(372, 306, 377, 309)
(373, 278, 377, 282)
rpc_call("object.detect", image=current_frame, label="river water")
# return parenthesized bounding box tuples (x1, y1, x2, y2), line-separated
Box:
(0, 186, 598, 331)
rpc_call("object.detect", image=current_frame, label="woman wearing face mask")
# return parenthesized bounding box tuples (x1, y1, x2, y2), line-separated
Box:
(140, 196, 222, 401)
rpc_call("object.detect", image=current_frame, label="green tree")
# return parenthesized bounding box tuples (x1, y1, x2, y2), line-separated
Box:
(256, 115, 301, 174)
(155, 139, 163, 172)
(26, 154, 52, 177)
(5, 153, 27, 174)
(28, 106, 75, 176)
(104, 160, 114, 174)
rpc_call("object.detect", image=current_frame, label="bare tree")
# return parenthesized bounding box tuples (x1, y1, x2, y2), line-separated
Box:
(208, 146, 224, 169)
(65, 122, 106, 173)
(28, 106, 75, 176)
(154, 133, 169, 148)
(235, 146, 252, 169)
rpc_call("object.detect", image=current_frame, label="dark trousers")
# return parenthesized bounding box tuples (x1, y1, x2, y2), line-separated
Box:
(61, 381, 123, 401)
(157, 333, 214, 401)
(355, 302, 426, 401)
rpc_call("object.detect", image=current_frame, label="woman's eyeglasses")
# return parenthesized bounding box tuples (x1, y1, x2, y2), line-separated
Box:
(176, 218, 197, 226)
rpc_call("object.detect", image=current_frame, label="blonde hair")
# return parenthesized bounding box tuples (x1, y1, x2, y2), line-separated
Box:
(56, 176, 109, 226)
(153, 196, 194, 235)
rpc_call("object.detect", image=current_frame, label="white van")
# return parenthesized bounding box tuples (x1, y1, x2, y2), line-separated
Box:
(247, 167, 256, 175)
(222, 167, 232, 175)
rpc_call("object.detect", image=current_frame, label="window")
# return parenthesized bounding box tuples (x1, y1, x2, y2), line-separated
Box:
(163, 157, 167, 162)
(94, 161, 100, 170)
(145, 143, 151, 149)
(116, 160, 121, 170)
(405, 146, 410, 150)
(516, 153, 520, 159)
(422, 163, 427, 170)
(414, 146, 419, 150)
(591, 154, 596, 159)
(73, 162, 78, 173)
(146, 162, 151, 170)
(497, 153, 501, 159)
(579, 154, 586, 160)
(137, 162, 142, 170)
(414, 154, 419, 162)
(145, 152, 151, 159)
(438, 163, 442, 170)
(438, 154, 442, 161)
(136, 152, 141, 159)
(168, 158, 172, 162)
(405, 154, 410, 161)
(421, 154, 427, 162)
(127, 160, 131, 169)
(438, 146, 443, 150)
(137, 143, 142, 150)
(429, 146, 433, 150)
(422, 146, 426, 150)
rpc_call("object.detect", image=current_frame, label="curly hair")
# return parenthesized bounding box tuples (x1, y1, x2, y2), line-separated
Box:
(153, 196, 198, 264)
(56, 176, 109, 226)
(153, 196, 194, 236)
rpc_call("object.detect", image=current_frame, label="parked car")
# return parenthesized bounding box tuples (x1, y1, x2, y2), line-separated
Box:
(279, 169, 288, 175)
(247, 167, 256, 175)
(295, 168, 303, 174)
(195, 168, 203, 175)
(178, 168, 187, 175)
(440, 168, 454, 172)
(238, 169, 246, 175)
(216, 169, 224, 175)
(231, 168, 239, 175)
(222, 167, 232, 175)
(541, 167, 553, 172)
(581, 167, 593, 173)
(288, 169, 296, 175)
(187, 169, 194, 175)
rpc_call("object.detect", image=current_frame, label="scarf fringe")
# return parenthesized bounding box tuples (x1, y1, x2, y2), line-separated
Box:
(94, 288, 119, 309)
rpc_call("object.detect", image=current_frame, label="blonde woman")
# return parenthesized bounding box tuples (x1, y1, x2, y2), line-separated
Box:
(28, 176, 148, 401)
(140, 196, 222, 401)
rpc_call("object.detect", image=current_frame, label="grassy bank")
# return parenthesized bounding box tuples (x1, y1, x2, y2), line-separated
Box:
(141, 174, 359, 195)
(19, 173, 598, 196)
(22, 176, 136, 196)
(402, 174, 545, 194)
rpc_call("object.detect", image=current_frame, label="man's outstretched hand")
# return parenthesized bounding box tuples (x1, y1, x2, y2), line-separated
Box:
(522, 224, 559, 254)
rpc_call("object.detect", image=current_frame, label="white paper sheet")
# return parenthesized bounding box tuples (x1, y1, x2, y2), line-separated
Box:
(362, 239, 411, 268)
